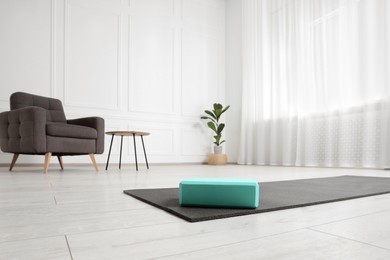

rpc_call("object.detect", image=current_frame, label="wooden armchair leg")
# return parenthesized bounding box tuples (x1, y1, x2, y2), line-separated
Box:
(44, 152, 52, 174)
(89, 153, 99, 171)
(9, 153, 19, 171)
(57, 156, 64, 170)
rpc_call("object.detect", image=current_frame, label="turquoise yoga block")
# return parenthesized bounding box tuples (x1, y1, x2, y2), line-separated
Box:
(179, 178, 259, 208)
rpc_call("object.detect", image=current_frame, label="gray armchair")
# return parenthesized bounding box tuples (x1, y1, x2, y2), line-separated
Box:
(0, 92, 104, 173)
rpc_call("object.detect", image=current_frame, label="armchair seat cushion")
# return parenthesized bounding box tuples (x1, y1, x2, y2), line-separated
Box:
(46, 122, 97, 139)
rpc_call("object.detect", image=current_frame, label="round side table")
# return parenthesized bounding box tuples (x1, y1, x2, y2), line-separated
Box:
(105, 131, 150, 171)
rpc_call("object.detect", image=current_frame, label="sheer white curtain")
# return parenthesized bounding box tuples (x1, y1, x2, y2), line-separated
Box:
(239, 0, 390, 168)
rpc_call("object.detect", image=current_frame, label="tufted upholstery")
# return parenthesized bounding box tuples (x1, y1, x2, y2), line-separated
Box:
(11, 92, 67, 123)
(0, 92, 105, 172)
(0, 106, 46, 153)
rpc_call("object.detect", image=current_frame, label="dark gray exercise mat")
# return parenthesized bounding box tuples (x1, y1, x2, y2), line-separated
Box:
(123, 175, 390, 222)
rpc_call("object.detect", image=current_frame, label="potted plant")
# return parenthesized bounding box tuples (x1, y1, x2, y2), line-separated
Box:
(201, 103, 230, 154)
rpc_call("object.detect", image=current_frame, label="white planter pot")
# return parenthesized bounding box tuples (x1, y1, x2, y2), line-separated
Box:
(214, 145, 223, 154)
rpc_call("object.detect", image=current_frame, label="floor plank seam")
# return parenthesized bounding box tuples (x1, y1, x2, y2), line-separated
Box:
(308, 207, 390, 229)
(65, 220, 181, 238)
(0, 234, 67, 245)
(148, 228, 306, 259)
(307, 228, 390, 252)
(65, 235, 74, 260)
(0, 218, 177, 244)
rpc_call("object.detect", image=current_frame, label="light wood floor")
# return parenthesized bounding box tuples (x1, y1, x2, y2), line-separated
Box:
(1, 164, 390, 259)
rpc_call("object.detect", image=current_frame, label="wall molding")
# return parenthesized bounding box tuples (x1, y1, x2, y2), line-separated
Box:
(180, 128, 211, 156)
(0, 0, 225, 164)
(63, 0, 122, 111)
(126, 124, 176, 156)
(127, 13, 176, 115)
(50, 0, 56, 98)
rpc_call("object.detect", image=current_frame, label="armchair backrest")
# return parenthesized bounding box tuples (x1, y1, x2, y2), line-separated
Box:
(10, 92, 66, 123)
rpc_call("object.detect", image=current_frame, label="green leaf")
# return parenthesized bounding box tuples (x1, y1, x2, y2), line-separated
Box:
(217, 123, 225, 134)
(201, 116, 216, 123)
(204, 110, 217, 120)
(219, 140, 226, 145)
(213, 103, 223, 111)
(215, 104, 230, 121)
(201, 104, 230, 141)
(214, 135, 221, 144)
(221, 105, 230, 114)
(207, 122, 217, 133)
(214, 110, 222, 121)
(213, 104, 222, 121)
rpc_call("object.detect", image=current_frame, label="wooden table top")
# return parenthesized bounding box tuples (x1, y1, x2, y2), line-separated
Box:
(105, 131, 150, 136)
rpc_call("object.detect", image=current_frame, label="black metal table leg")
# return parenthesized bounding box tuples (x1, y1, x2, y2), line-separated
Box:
(119, 135, 123, 169)
(133, 133, 138, 171)
(105, 134, 114, 170)
(140, 135, 149, 169)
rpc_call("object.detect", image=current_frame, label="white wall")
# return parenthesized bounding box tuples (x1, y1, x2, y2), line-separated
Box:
(225, 0, 242, 163)
(0, 0, 226, 165)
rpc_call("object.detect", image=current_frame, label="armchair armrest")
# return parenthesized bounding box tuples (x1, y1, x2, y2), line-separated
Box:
(0, 107, 47, 154)
(67, 117, 105, 154)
